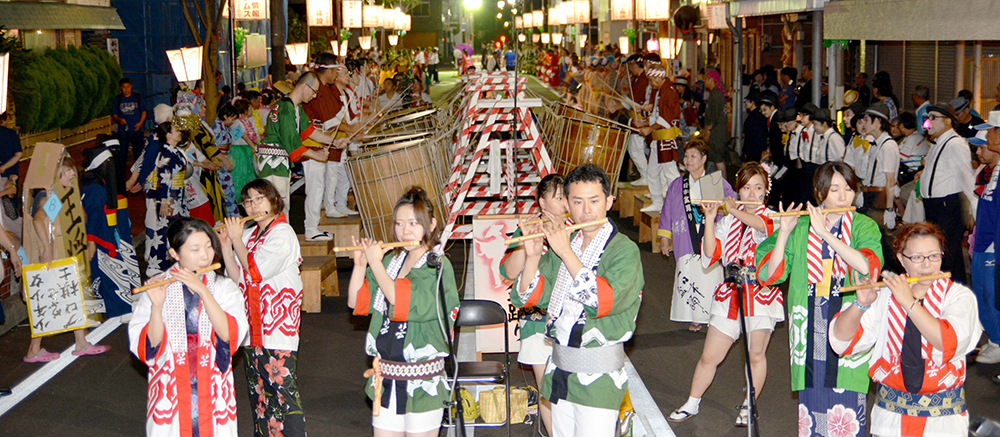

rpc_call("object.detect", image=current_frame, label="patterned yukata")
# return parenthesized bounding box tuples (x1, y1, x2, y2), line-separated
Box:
(210, 119, 239, 218)
(128, 268, 249, 437)
(830, 278, 981, 437)
(756, 212, 884, 437)
(514, 222, 643, 435)
(658, 173, 735, 324)
(258, 97, 314, 209)
(230, 117, 260, 202)
(190, 119, 226, 223)
(233, 214, 306, 436)
(143, 143, 187, 278)
(352, 250, 461, 419)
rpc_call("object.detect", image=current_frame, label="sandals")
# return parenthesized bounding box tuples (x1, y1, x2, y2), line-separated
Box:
(735, 405, 749, 427)
(72, 344, 110, 356)
(24, 349, 59, 363)
(667, 408, 698, 423)
(688, 323, 704, 333)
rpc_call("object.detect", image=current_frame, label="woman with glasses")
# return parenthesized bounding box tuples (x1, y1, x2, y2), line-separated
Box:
(830, 222, 981, 437)
(219, 178, 306, 436)
(756, 161, 884, 437)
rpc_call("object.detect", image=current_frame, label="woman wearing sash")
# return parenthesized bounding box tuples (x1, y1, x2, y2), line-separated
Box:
(831, 222, 980, 437)
(659, 140, 735, 332)
(669, 163, 784, 426)
(756, 161, 884, 437)
(219, 179, 306, 436)
(348, 187, 460, 436)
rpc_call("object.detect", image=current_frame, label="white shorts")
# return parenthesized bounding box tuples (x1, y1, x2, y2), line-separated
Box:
(551, 399, 619, 437)
(371, 384, 445, 433)
(517, 332, 554, 366)
(708, 314, 777, 341)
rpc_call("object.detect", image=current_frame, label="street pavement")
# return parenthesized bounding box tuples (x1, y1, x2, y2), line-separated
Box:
(0, 71, 998, 436)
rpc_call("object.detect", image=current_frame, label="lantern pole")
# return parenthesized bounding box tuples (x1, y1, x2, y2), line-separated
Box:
(230, 0, 238, 96)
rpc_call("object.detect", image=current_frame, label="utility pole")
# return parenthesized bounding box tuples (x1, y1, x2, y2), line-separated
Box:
(271, 0, 286, 82)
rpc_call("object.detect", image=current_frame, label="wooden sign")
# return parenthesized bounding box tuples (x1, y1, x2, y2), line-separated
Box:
(472, 215, 522, 353)
(24, 257, 89, 338)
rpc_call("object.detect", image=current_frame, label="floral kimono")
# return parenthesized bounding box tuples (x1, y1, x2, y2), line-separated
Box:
(210, 119, 239, 217)
(143, 143, 187, 278)
(128, 268, 249, 437)
(756, 212, 883, 437)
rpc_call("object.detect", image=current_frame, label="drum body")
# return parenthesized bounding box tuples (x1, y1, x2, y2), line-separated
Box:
(551, 118, 629, 195)
(346, 139, 446, 243)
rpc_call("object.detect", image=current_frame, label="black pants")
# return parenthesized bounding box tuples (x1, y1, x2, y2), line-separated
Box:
(924, 193, 968, 283)
(428, 64, 438, 82)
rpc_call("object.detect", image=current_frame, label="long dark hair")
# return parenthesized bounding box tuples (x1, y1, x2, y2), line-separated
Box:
(167, 217, 224, 274)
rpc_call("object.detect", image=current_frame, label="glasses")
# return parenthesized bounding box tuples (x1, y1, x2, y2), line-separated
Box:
(926, 114, 946, 121)
(306, 83, 318, 95)
(900, 252, 944, 263)
(241, 196, 267, 208)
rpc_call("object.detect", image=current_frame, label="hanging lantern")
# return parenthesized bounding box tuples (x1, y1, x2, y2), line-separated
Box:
(523, 12, 533, 28)
(515, 16, 522, 28)
(518, 33, 526, 43)
(388, 34, 399, 46)
(165, 46, 203, 84)
(532, 10, 544, 27)
(618, 36, 629, 55)
(363, 4, 383, 28)
(660, 37, 682, 59)
(541, 33, 550, 44)
(552, 32, 563, 44)
(307, 0, 334, 26)
(404, 15, 411, 31)
(383, 8, 397, 30)
(0, 52, 9, 115)
(610, 0, 632, 21)
(573, 0, 590, 24)
(286, 43, 309, 65)
(340, 40, 349, 57)
(547, 7, 558, 26)
(645, 38, 658, 52)
(634, 0, 646, 20)
(532, 33, 540, 43)
(578, 33, 587, 48)
(358, 35, 372, 50)
(645, 0, 670, 20)
(342, 0, 363, 28)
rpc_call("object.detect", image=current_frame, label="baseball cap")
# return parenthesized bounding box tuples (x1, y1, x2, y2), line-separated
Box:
(974, 110, 1000, 130)
(969, 129, 988, 146)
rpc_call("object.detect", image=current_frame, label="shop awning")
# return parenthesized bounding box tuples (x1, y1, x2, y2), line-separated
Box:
(728, 0, 826, 17)
(824, 0, 1000, 41)
(0, 2, 125, 31)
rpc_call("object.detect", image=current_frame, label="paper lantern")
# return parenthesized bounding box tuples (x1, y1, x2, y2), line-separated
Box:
(403, 15, 411, 31)
(518, 33, 526, 43)
(634, 0, 646, 20)
(0, 52, 9, 115)
(363, 4, 383, 28)
(286, 42, 308, 66)
(552, 33, 563, 44)
(645, 38, 658, 52)
(618, 36, 629, 55)
(388, 34, 399, 46)
(340, 40, 349, 57)
(383, 8, 397, 30)
(578, 33, 587, 48)
(573, 0, 590, 24)
(342, 0, 363, 28)
(523, 12, 533, 28)
(532, 10, 544, 27)
(515, 16, 522, 28)
(660, 37, 682, 59)
(645, 0, 670, 20)
(547, 7, 559, 26)
(166, 46, 203, 83)
(541, 33, 550, 44)
(532, 33, 540, 43)
(358, 35, 372, 50)
(611, 0, 632, 20)
(307, 0, 334, 27)
(222, 0, 270, 20)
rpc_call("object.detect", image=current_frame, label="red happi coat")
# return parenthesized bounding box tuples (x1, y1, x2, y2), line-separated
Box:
(237, 214, 303, 351)
(128, 268, 250, 437)
(702, 205, 785, 321)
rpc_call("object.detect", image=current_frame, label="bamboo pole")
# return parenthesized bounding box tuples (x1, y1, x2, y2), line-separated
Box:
(504, 218, 609, 245)
(839, 272, 951, 292)
(132, 263, 222, 294)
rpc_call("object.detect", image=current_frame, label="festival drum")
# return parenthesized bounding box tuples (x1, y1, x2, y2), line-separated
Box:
(360, 132, 433, 151)
(552, 118, 629, 196)
(346, 139, 446, 243)
(370, 108, 438, 137)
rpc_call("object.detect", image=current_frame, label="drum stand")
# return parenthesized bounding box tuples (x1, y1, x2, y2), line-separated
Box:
(724, 262, 760, 437)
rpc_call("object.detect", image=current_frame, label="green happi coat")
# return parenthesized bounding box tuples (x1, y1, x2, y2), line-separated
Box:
(353, 251, 461, 414)
(515, 223, 643, 410)
(755, 215, 883, 394)
(259, 97, 313, 178)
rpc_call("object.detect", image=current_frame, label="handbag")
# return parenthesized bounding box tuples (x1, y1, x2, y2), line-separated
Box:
(451, 387, 478, 421)
(477, 386, 529, 424)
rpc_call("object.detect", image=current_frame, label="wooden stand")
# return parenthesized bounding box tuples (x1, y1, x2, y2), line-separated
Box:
(616, 182, 648, 219)
(640, 210, 661, 253)
(300, 256, 339, 313)
(297, 235, 336, 257)
(633, 194, 651, 227)
(318, 215, 362, 257)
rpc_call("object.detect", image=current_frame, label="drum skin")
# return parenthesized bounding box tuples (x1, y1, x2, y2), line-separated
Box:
(551, 117, 629, 195)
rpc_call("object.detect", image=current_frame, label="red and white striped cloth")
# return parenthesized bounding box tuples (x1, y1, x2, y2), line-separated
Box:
(806, 211, 854, 295)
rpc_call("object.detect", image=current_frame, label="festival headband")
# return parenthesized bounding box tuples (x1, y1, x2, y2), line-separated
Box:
(647, 68, 666, 78)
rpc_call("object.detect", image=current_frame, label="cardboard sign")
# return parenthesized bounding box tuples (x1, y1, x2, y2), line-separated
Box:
(24, 257, 89, 338)
(472, 215, 522, 354)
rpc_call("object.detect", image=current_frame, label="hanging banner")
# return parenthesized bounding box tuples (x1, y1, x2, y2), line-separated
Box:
(24, 257, 89, 338)
(223, 0, 270, 20)
(307, 0, 334, 26)
(342, 0, 363, 28)
(611, 0, 632, 21)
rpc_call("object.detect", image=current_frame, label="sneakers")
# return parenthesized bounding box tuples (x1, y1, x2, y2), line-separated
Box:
(976, 341, 1000, 364)
(337, 207, 359, 216)
(640, 203, 662, 213)
(306, 231, 333, 241)
(631, 178, 648, 186)
(325, 209, 346, 218)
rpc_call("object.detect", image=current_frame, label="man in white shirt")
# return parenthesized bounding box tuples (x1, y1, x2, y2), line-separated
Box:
(896, 112, 928, 185)
(860, 103, 900, 234)
(785, 103, 817, 206)
(811, 108, 846, 164)
(428, 47, 440, 84)
(920, 103, 977, 283)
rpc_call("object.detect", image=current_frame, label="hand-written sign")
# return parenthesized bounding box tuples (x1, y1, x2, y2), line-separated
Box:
(24, 257, 89, 338)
